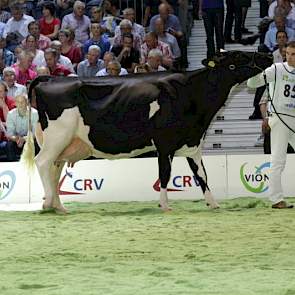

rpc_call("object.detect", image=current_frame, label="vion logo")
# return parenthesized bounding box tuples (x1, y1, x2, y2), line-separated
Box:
(0, 170, 16, 200)
(240, 162, 270, 193)
(153, 175, 200, 192)
(58, 169, 104, 195)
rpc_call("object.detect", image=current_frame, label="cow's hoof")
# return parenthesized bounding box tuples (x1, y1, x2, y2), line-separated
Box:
(52, 202, 68, 215)
(42, 200, 52, 210)
(54, 207, 68, 215)
(41, 201, 55, 214)
(159, 204, 172, 212)
(206, 202, 220, 209)
(40, 207, 56, 214)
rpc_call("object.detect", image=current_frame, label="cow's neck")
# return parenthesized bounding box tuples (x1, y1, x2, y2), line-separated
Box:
(189, 68, 235, 133)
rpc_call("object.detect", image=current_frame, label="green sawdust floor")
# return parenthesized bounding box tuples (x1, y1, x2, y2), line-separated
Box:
(1, 198, 295, 295)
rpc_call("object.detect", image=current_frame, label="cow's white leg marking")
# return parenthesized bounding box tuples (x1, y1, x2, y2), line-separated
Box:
(51, 161, 67, 214)
(35, 108, 79, 209)
(158, 154, 173, 211)
(160, 188, 171, 211)
(189, 149, 219, 209)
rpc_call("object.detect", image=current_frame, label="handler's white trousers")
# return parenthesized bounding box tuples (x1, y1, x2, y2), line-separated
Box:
(269, 114, 295, 204)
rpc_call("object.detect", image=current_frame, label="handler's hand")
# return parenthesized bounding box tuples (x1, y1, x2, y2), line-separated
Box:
(262, 118, 270, 134)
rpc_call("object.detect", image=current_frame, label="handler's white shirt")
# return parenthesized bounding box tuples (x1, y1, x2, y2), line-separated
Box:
(247, 62, 295, 116)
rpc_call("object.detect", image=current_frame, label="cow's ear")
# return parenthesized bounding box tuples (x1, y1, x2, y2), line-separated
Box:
(202, 59, 216, 68)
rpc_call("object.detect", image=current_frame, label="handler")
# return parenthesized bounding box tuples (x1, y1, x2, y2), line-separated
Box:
(247, 41, 295, 209)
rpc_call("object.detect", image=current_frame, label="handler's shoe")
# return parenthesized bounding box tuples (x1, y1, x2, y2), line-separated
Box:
(272, 201, 294, 209)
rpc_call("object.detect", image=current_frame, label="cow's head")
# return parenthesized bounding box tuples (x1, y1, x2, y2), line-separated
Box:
(202, 51, 273, 84)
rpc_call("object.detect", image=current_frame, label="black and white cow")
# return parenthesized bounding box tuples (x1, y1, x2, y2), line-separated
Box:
(23, 51, 272, 213)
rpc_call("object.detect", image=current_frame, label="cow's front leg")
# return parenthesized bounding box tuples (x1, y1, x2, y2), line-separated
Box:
(186, 157, 219, 209)
(158, 153, 173, 211)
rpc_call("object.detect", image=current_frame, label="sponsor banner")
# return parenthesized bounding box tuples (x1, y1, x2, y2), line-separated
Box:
(0, 162, 30, 204)
(227, 154, 295, 198)
(30, 156, 227, 203)
(7, 154, 295, 205)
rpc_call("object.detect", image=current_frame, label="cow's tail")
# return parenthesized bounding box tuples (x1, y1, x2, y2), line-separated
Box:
(21, 76, 51, 171)
(21, 105, 35, 172)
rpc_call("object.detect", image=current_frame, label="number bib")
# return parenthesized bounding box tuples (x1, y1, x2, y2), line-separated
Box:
(270, 63, 295, 115)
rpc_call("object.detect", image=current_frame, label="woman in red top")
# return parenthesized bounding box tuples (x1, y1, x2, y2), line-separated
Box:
(0, 81, 16, 140)
(39, 2, 61, 40)
(58, 29, 82, 69)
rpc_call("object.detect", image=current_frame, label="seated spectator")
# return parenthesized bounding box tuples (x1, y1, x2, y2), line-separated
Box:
(44, 48, 71, 76)
(103, 0, 120, 18)
(67, 27, 83, 49)
(113, 19, 142, 52)
(146, 48, 167, 72)
(39, 1, 61, 40)
(134, 48, 166, 73)
(96, 51, 128, 76)
(149, 3, 183, 39)
(89, 6, 116, 36)
(3, 67, 27, 99)
(153, 17, 181, 60)
(12, 50, 37, 85)
(36, 66, 50, 76)
(50, 40, 74, 73)
(6, 94, 38, 161)
(114, 8, 145, 42)
(0, 20, 5, 37)
(143, 0, 164, 27)
(111, 33, 140, 73)
(102, 1, 121, 37)
(273, 30, 288, 62)
(77, 45, 104, 77)
(62, 1, 91, 44)
(0, 37, 15, 75)
(90, 6, 104, 23)
(0, 119, 7, 159)
(264, 15, 295, 51)
(0, 81, 16, 158)
(56, 0, 75, 19)
(24, 21, 51, 51)
(25, 0, 37, 18)
(105, 60, 124, 77)
(58, 29, 82, 69)
(24, 34, 46, 67)
(140, 32, 173, 68)
(3, 3, 35, 40)
(0, 80, 15, 120)
(13, 45, 24, 63)
(0, 3, 11, 23)
(268, 0, 295, 20)
(83, 22, 110, 58)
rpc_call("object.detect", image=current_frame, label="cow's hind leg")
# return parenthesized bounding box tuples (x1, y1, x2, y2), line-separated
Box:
(35, 110, 78, 210)
(51, 161, 67, 214)
(186, 157, 220, 209)
(158, 153, 173, 211)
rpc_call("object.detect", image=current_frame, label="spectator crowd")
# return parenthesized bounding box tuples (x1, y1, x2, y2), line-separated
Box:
(0, 0, 190, 162)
